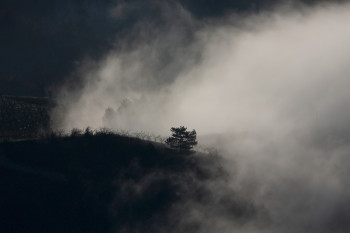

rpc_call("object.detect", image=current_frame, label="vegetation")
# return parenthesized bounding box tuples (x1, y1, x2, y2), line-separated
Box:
(0, 95, 51, 138)
(0, 131, 255, 233)
(165, 126, 198, 152)
(0, 95, 254, 232)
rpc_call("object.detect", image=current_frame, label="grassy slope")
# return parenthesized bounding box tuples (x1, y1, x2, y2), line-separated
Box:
(0, 133, 255, 233)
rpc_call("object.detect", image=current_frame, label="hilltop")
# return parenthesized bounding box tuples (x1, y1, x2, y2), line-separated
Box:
(0, 131, 255, 233)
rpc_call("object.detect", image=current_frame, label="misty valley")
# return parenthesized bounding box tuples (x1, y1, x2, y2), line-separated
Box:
(2, 0, 350, 232)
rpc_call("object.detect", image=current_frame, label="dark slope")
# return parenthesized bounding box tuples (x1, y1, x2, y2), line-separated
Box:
(0, 95, 51, 138)
(0, 133, 255, 233)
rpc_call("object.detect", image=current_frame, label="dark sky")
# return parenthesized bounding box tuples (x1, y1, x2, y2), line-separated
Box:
(0, 0, 338, 96)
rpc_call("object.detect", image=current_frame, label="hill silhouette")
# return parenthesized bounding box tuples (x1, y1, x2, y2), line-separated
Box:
(0, 131, 255, 233)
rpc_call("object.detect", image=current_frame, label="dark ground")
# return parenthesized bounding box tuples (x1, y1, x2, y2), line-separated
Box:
(0, 131, 255, 233)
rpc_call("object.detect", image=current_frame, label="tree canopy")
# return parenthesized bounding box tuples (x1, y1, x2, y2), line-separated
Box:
(165, 126, 197, 152)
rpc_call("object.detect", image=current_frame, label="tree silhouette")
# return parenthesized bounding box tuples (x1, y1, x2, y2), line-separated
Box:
(165, 126, 197, 151)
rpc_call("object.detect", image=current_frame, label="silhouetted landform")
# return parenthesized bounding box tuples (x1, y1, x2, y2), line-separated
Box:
(0, 131, 256, 233)
(0, 95, 51, 139)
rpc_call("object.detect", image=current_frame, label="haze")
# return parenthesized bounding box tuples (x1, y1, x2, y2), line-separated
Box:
(52, 1, 350, 232)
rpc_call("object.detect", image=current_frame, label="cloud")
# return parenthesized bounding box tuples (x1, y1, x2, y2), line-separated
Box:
(52, 1, 350, 232)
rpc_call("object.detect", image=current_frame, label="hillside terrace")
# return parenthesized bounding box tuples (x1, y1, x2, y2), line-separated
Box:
(0, 95, 51, 139)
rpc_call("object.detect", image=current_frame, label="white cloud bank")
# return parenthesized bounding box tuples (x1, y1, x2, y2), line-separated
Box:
(52, 1, 350, 232)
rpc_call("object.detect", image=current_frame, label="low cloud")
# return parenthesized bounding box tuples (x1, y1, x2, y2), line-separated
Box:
(52, 1, 350, 232)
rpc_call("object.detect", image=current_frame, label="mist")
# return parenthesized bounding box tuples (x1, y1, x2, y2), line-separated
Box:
(52, 1, 350, 232)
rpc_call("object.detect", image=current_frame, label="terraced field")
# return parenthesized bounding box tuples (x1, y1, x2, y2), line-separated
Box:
(0, 95, 51, 138)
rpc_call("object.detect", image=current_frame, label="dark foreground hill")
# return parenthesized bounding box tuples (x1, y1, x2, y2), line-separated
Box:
(0, 132, 255, 233)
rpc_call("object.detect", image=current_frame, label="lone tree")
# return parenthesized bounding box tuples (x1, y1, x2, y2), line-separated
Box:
(165, 126, 197, 151)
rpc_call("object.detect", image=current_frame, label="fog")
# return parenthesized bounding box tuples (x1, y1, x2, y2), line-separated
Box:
(52, 1, 350, 232)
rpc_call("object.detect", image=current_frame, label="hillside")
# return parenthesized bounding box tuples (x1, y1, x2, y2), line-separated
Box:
(0, 95, 51, 139)
(0, 132, 255, 233)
